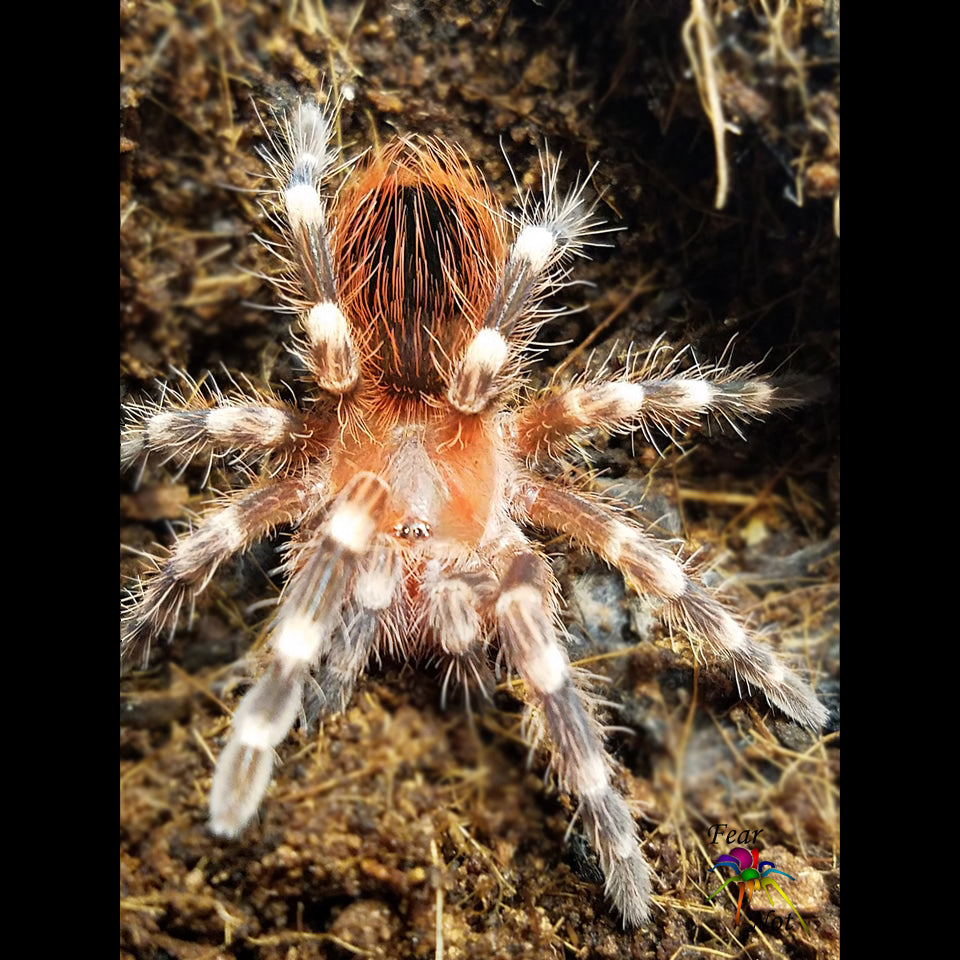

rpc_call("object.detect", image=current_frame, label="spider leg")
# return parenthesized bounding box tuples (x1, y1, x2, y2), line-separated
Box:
(122, 395, 318, 474)
(495, 549, 651, 927)
(736, 882, 747, 923)
(208, 472, 389, 837)
(760, 877, 778, 909)
(509, 361, 799, 462)
(314, 541, 401, 714)
(121, 472, 322, 667)
(707, 874, 744, 899)
(512, 478, 828, 729)
(270, 102, 360, 397)
(759, 877, 811, 934)
(419, 563, 498, 709)
(447, 153, 603, 416)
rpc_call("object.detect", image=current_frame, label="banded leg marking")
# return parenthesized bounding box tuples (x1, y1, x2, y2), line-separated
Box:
(122, 403, 311, 470)
(277, 103, 360, 396)
(510, 369, 790, 461)
(420, 563, 498, 708)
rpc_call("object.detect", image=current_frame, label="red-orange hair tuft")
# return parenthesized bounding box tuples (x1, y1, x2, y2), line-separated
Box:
(331, 139, 507, 398)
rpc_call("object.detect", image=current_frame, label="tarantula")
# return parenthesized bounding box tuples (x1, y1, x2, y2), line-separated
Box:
(121, 98, 827, 927)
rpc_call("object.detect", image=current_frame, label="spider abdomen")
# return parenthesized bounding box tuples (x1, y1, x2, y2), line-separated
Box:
(332, 139, 507, 398)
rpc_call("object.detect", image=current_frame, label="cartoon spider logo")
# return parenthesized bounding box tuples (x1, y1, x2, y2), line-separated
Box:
(707, 847, 810, 934)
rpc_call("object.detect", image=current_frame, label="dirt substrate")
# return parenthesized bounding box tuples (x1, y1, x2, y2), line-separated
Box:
(120, 2, 839, 958)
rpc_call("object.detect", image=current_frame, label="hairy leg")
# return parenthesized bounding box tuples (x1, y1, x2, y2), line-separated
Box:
(122, 473, 322, 667)
(447, 154, 603, 416)
(122, 394, 318, 474)
(208, 472, 389, 836)
(512, 477, 828, 729)
(261, 101, 362, 398)
(509, 359, 799, 462)
(418, 561, 498, 708)
(314, 542, 401, 713)
(496, 548, 652, 926)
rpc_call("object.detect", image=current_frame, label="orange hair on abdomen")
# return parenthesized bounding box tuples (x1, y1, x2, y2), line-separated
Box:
(331, 139, 507, 398)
